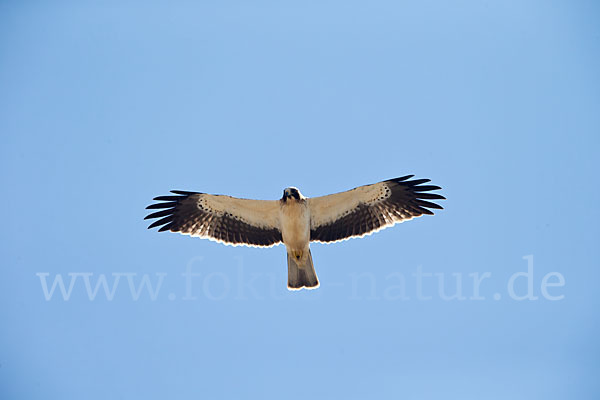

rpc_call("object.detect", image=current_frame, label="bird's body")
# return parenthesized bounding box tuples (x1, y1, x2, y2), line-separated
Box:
(279, 188, 310, 260)
(279, 188, 318, 289)
(146, 176, 445, 290)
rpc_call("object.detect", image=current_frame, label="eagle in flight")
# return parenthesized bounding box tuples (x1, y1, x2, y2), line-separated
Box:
(145, 175, 444, 290)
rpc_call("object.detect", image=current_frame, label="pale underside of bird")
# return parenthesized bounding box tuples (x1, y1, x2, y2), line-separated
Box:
(145, 175, 445, 290)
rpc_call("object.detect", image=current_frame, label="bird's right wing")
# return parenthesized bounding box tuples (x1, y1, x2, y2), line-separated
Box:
(145, 191, 283, 247)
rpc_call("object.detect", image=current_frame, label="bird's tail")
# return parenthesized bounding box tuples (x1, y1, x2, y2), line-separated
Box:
(287, 249, 319, 290)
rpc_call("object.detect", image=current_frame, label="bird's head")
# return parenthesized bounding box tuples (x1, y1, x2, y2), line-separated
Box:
(282, 187, 303, 202)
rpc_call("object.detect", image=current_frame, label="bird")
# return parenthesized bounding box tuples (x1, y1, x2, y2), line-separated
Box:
(145, 175, 445, 290)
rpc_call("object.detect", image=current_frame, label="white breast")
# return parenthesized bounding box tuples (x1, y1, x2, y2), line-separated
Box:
(279, 200, 310, 251)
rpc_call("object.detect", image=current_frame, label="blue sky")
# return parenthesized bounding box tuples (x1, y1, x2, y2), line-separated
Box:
(1, 1, 599, 399)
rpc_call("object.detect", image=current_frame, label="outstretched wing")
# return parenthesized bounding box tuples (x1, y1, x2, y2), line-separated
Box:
(308, 175, 445, 244)
(145, 191, 282, 247)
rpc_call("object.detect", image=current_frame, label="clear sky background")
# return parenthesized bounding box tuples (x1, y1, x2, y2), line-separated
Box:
(1, 1, 599, 399)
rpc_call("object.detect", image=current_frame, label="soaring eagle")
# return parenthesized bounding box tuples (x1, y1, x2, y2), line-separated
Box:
(145, 175, 444, 290)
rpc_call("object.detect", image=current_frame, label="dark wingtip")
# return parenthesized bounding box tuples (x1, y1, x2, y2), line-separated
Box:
(394, 175, 446, 214)
(147, 215, 173, 230)
(147, 220, 162, 230)
(170, 190, 200, 195)
(145, 209, 173, 220)
(393, 175, 414, 182)
(145, 190, 198, 231)
(416, 200, 444, 210)
(415, 193, 445, 200)
(153, 195, 181, 201)
(405, 178, 431, 186)
(413, 185, 442, 192)
(158, 223, 174, 232)
(146, 202, 178, 210)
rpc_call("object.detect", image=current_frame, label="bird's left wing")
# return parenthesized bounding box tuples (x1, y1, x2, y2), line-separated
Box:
(308, 175, 445, 244)
(145, 191, 282, 247)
